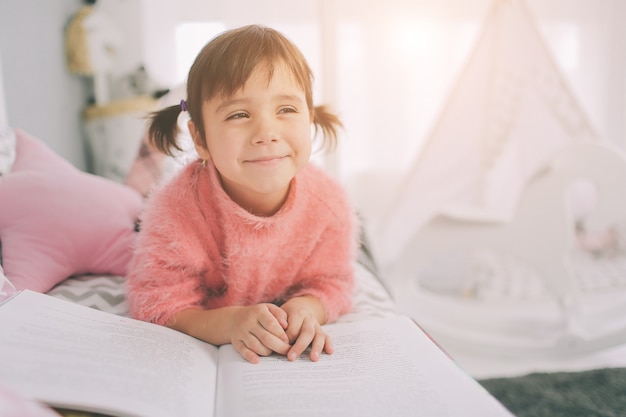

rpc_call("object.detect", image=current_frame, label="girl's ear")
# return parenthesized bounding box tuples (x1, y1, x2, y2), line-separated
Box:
(188, 119, 211, 160)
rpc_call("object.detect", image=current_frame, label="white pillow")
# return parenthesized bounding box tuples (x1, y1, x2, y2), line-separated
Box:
(0, 263, 17, 303)
(0, 127, 16, 175)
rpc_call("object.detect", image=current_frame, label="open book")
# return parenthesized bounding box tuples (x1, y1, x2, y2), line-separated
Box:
(0, 290, 513, 417)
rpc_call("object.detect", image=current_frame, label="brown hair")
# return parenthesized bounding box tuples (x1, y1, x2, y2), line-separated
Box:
(148, 24, 342, 157)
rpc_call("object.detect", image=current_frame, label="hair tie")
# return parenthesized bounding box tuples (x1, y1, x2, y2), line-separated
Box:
(180, 99, 187, 112)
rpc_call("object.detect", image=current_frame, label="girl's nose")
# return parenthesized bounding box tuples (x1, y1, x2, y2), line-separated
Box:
(252, 115, 279, 144)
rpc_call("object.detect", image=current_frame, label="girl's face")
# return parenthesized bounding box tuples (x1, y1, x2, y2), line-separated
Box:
(189, 62, 313, 216)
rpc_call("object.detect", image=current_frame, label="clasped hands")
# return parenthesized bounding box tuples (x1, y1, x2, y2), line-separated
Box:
(230, 295, 332, 364)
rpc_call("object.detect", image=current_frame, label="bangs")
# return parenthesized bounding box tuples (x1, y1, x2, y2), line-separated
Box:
(186, 25, 315, 137)
(194, 26, 312, 101)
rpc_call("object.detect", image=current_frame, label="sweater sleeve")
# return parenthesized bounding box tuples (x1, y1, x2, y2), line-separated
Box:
(288, 225, 357, 323)
(287, 178, 359, 323)
(126, 170, 220, 326)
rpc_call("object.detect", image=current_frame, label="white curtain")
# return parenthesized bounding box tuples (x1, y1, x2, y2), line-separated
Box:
(315, 0, 626, 272)
(140, 0, 626, 274)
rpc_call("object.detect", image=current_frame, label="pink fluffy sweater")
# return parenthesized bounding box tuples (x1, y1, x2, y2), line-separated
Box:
(126, 160, 357, 326)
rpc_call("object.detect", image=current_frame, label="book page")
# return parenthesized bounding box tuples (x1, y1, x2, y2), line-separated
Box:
(0, 290, 218, 417)
(215, 315, 513, 417)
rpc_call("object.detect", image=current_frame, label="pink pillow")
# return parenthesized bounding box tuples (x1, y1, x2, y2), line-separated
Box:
(0, 129, 143, 293)
(0, 383, 61, 417)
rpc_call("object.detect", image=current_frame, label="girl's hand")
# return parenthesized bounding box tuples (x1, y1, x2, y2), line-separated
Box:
(230, 303, 291, 364)
(281, 296, 333, 362)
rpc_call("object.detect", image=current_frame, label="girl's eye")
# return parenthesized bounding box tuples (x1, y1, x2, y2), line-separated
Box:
(227, 112, 249, 120)
(278, 107, 297, 114)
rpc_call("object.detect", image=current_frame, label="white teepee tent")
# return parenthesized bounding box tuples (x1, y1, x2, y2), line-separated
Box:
(375, 0, 598, 273)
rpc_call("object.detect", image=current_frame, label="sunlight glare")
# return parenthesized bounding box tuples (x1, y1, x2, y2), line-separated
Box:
(175, 22, 226, 83)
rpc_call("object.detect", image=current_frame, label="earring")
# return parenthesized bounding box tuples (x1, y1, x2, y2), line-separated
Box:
(201, 159, 207, 167)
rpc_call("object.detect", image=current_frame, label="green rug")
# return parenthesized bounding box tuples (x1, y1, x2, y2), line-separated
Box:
(479, 367, 626, 417)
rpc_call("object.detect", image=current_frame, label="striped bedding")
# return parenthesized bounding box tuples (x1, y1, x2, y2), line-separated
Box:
(46, 243, 399, 321)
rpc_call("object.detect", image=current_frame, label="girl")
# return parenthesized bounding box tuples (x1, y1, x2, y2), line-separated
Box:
(127, 25, 358, 364)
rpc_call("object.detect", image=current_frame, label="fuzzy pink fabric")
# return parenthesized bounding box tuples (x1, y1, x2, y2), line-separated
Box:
(127, 160, 357, 326)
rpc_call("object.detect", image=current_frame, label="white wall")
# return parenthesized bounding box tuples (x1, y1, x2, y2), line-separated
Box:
(138, 0, 323, 89)
(0, 0, 89, 170)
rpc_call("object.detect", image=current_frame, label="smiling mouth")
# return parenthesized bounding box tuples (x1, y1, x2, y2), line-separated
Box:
(244, 155, 289, 164)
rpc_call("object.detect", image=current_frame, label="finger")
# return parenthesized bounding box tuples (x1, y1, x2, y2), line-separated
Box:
(285, 316, 304, 344)
(287, 319, 316, 361)
(323, 333, 334, 355)
(308, 327, 328, 362)
(237, 332, 274, 358)
(259, 305, 289, 342)
(235, 339, 260, 364)
(253, 328, 291, 356)
(266, 304, 289, 329)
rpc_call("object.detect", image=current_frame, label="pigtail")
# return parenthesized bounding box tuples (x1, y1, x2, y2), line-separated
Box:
(148, 104, 184, 157)
(313, 105, 343, 153)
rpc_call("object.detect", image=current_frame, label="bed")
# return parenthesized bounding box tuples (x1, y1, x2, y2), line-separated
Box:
(0, 125, 403, 416)
(381, 140, 626, 416)
(44, 228, 400, 324)
(2, 114, 626, 417)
